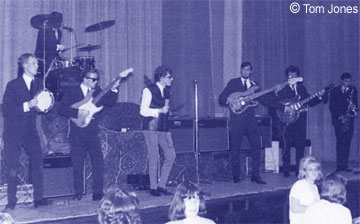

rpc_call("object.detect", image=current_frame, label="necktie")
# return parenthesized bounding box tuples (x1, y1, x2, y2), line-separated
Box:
(29, 80, 35, 97)
(291, 85, 297, 95)
(243, 80, 248, 90)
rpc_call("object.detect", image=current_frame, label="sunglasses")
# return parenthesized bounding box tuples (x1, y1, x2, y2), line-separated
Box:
(86, 77, 99, 82)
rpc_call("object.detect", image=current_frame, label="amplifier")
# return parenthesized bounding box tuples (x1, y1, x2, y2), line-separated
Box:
(240, 115, 272, 149)
(168, 117, 229, 153)
(43, 155, 85, 198)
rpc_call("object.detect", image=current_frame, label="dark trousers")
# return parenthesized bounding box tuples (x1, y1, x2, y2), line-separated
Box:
(334, 123, 354, 170)
(70, 137, 104, 195)
(230, 118, 261, 179)
(3, 133, 43, 204)
(281, 122, 306, 173)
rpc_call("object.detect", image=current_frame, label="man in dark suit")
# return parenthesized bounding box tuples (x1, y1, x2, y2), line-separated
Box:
(34, 11, 65, 79)
(219, 61, 267, 184)
(2, 53, 47, 211)
(57, 69, 121, 201)
(329, 72, 358, 172)
(270, 65, 324, 177)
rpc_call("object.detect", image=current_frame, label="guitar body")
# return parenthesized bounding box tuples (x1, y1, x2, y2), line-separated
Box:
(228, 86, 260, 114)
(70, 89, 104, 128)
(276, 97, 301, 124)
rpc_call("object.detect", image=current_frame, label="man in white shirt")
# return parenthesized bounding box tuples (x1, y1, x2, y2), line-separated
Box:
(140, 65, 176, 196)
(2, 53, 47, 211)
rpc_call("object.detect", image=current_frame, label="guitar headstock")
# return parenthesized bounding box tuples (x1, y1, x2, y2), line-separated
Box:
(288, 77, 303, 85)
(119, 68, 134, 79)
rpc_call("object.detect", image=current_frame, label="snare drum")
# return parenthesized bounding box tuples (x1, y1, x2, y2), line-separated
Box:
(52, 58, 73, 70)
(73, 56, 95, 70)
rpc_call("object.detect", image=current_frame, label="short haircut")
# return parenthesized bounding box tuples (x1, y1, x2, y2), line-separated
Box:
(98, 187, 141, 224)
(81, 68, 100, 79)
(50, 11, 63, 28)
(285, 65, 300, 77)
(341, 72, 352, 80)
(298, 156, 323, 181)
(154, 65, 172, 82)
(17, 53, 36, 77)
(240, 61, 253, 70)
(168, 181, 207, 221)
(320, 173, 347, 205)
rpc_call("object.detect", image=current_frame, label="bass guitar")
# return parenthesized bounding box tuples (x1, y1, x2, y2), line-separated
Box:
(71, 68, 133, 128)
(228, 77, 303, 114)
(276, 83, 334, 124)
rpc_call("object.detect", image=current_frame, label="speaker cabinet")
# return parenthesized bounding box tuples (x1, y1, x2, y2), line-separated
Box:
(168, 118, 229, 153)
(240, 115, 272, 150)
(42, 155, 85, 198)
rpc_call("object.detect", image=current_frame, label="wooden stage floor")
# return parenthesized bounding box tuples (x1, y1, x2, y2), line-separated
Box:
(5, 161, 360, 224)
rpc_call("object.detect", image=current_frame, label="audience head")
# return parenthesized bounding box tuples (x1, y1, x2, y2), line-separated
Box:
(320, 173, 347, 205)
(0, 212, 14, 224)
(168, 180, 207, 221)
(98, 187, 141, 224)
(298, 156, 323, 182)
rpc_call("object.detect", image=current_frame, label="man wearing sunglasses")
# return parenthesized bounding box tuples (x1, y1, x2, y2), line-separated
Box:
(58, 69, 120, 201)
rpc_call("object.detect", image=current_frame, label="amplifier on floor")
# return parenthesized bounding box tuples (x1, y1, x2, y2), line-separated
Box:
(43, 155, 85, 198)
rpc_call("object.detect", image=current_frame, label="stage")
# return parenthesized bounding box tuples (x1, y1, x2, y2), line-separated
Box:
(5, 161, 360, 224)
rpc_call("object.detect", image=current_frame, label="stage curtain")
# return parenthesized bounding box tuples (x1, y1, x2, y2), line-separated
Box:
(242, 0, 360, 162)
(0, 0, 162, 104)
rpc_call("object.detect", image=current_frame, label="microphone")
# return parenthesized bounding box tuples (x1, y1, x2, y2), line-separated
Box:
(193, 79, 197, 84)
(62, 26, 73, 32)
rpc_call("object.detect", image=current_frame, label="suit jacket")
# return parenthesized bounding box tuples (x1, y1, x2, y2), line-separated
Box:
(35, 28, 62, 60)
(57, 84, 118, 143)
(329, 85, 358, 125)
(2, 76, 42, 141)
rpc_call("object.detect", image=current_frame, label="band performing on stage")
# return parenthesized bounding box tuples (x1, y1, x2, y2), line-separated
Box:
(0, 11, 359, 221)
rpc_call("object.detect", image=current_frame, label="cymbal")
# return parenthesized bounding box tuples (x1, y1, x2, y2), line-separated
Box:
(31, 14, 58, 29)
(84, 20, 115, 32)
(78, 44, 101, 52)
(60, 44, 85, 53)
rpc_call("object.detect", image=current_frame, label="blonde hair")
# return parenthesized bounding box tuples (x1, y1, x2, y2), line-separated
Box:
(297, 156, 323, 181)
(0, 212, 15, 224)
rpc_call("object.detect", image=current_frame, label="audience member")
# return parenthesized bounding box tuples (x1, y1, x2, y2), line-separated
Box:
(302, 173, 352, 224)
(166, 181, 215, 224)
(289, 156, 322, 224)
(0, 212, 14, 224)
(98, 187, 141, 224)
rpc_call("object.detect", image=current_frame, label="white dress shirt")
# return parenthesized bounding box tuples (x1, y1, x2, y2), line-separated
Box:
(140, 82, 165, 118)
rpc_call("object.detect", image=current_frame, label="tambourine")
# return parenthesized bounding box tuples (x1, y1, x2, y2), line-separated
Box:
(34, 89, 55, 113)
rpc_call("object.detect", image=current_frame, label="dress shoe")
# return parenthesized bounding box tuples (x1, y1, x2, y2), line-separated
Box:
(149, 189, 161, 196)
(2, 203, 16, 212)
(92, 193, 104, 201)
(34, 199, 50, 208)
(251, 176, 266, 184)
(157, 187, 173, 196)
(283, 172, 290, 178)
(72, 194, 82, 201)
(233, 176, 241, 183)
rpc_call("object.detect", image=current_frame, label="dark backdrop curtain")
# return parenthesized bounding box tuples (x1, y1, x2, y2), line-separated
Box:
(242, 0, 360, 162)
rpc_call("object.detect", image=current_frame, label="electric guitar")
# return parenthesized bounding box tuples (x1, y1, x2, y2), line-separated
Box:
(70, 68, 134, 128)
(276, 83, 334, 124)
(228, 77, 303, 114)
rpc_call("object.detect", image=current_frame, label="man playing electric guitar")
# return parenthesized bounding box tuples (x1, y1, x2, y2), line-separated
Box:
(269, 65, 325, 178)
(57, 68, 124, 201)
(219, 61, 276, 184)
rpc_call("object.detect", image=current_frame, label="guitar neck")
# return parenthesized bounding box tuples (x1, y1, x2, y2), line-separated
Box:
(251, 81, 288, 99)
(299, 90, 322, 105)
(92, 77, 122, 104)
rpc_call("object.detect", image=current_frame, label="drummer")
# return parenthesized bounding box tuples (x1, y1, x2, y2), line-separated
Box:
(34, 11, 66, 79)
(2, 53, 48, 211)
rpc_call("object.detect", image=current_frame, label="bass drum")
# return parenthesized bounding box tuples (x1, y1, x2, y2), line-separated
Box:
(73, 56, 95, 70)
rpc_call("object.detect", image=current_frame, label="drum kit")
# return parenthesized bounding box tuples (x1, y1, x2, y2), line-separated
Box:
(30, 13, 116, 109)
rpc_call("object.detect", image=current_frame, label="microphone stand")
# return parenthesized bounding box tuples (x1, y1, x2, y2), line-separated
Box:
(193, 80, 200, 182)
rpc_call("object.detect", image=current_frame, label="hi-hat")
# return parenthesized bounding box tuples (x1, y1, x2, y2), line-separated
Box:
(78, 44, 101, 52)
(84, 20, 115, 32)
(31, 14, 58, 29)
